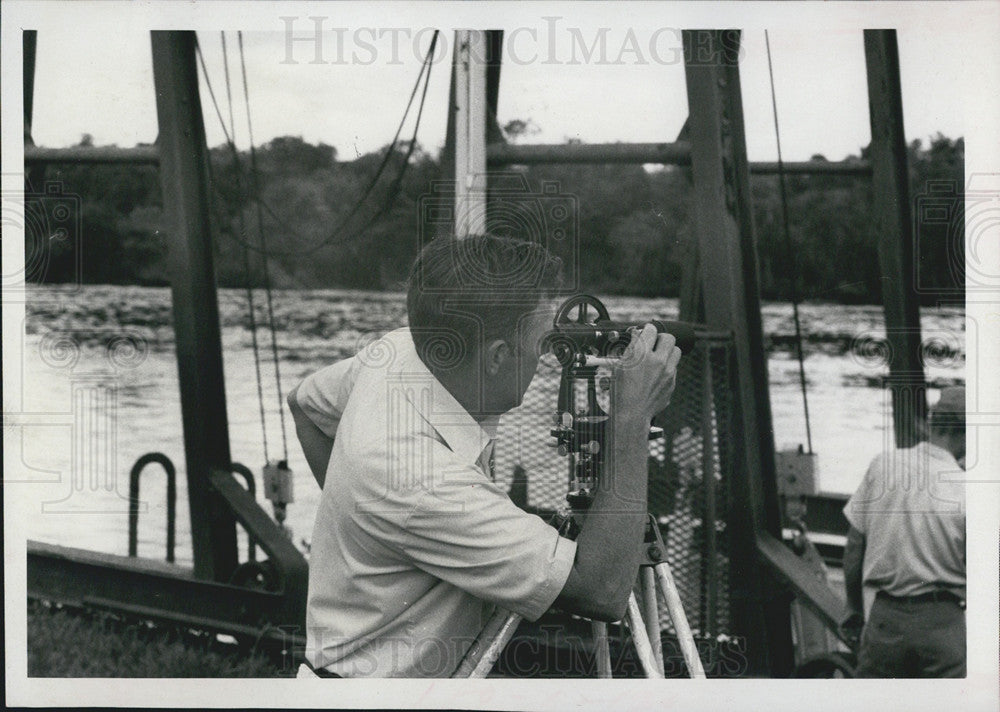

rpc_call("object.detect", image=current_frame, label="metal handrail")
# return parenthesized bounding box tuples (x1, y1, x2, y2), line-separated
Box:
(128, 453, 177, 563)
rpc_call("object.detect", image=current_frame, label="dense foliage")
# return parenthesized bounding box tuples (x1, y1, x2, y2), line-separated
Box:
(26, 131, 964, 304)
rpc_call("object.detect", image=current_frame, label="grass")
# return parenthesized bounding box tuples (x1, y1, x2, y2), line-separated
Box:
(27, 601, 288, 677)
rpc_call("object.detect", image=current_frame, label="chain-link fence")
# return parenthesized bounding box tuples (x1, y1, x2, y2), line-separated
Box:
(495, 338, 736, 641)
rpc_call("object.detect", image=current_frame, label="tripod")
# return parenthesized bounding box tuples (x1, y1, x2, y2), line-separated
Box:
(453, 295, 706, 678)
(452, 512, 706, 678)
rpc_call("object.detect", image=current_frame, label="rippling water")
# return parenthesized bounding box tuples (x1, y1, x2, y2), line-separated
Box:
(14, 285, 965, 566)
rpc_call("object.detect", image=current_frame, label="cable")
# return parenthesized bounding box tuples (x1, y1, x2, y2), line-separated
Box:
(765, 30, 813, 454)
(252, 30, 438, 288)
(195, 39, 235, 148)
(290, 29, 439, 256)
(324, 30, 438, 245)
(195, 31, 439, 259)
(221, 31, 272, 463)
(238, 31, 289, 461)
(303, 41, 434, 250)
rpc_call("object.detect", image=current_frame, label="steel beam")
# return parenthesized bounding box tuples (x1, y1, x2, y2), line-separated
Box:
(864, 30, 925, 447)
(209, 468, 308, 621)
(750, 160, 870, 176)
(28, 541, 303, 647)
(683, 29, 792, 677)
(487, 141, 692, 166)
(150, 31, 238, 581)
(486, 142, 871, 176)
(755, 533, 849, 647)
(24, 144, 160, 165)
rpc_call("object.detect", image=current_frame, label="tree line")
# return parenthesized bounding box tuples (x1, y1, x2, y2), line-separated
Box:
(27, 130, 964, 304)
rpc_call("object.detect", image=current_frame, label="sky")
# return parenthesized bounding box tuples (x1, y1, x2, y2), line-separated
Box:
(26, 18, 985, 163)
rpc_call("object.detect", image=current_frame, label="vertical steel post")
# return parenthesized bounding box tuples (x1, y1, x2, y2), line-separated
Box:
(452, 30, 488, 237)
(23, 30, 37, 142)
(675, 119, 704, 325)
(444, 30, 502, 239)
(864, 30, 925, 448)
(441, 53, 457, 190)
(683, 29, 792, 677)
(484, 30, 505, 147)
(23, 30, 46, 191)
(150, 31, 238, 581)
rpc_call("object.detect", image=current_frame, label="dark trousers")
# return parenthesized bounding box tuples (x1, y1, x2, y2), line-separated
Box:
(856, 594, 966, 678)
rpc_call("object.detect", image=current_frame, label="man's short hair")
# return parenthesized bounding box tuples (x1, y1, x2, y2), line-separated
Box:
(930, 386, 965, 433)
(406, 234, 563, 369)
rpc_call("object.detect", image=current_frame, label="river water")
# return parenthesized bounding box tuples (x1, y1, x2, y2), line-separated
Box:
(14, 285, 965, 566)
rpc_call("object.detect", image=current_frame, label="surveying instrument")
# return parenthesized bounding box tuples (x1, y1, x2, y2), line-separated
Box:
(454, 295, 707, 679)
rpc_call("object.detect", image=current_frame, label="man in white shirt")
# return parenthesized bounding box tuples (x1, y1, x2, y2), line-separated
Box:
(842, 386, 966, 677)
(288, 234, 682, 677)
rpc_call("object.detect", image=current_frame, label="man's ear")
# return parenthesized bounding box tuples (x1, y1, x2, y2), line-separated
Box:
(483, 338, 511, 376)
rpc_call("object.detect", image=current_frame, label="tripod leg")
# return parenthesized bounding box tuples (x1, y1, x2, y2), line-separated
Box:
(452, 610, 522, 678)
(641, 566, 666, 675)
(654, 561, 707, 678)
(591, 621, 613, 678)
(625, 593, 665, 678)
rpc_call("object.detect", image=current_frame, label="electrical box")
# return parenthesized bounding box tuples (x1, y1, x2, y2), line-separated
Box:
(775, 447, 817, 497)
(263, 460, 294, 505)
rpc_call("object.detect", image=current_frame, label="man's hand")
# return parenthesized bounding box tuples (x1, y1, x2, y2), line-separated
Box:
(613, 324, 682, 425)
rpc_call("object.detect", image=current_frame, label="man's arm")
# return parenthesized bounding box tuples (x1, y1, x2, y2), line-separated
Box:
(555, 326, 682, 622)
(841, 525, 866, 649)
(287, 384, 335, 489)
(287, 356, 361, 489)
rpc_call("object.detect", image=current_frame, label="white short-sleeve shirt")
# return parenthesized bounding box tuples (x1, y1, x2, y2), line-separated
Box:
(297, 328, 577, 677)
(843, 441, 965, 602)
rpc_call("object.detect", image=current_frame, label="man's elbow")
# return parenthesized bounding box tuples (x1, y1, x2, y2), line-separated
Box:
(562, 580, 631, 623)
(589, 597, 629, 624)
(287, 386, 311, 429)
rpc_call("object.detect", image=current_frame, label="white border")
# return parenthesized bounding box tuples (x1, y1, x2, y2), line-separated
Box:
(4, 2, 998, 709)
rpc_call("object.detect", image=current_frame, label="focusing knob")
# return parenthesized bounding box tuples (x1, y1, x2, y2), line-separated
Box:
(553, 294, 611, 328)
